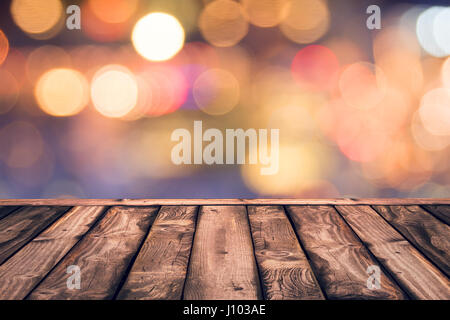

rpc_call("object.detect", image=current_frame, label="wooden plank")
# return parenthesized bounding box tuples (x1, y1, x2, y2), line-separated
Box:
(117, 206, 198, 300)
(373, 205, 450, 277)
(247, 206, 325, 300)
(183, 206, 262, 300)
(0, 206, 70, 265)
(0, 206, 20, 220)
(286, 206, 407, 300)
(336, 206, 450, 299)
(0, 206, 106, 300)
(0, 199, 449, 206)
(422, 205, 450, 225)
(27, 206, 159, 300)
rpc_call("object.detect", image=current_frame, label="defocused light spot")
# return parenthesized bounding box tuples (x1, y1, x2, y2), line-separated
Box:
(11, 0, 63, 39)
(91, 65, 138, 118)
(35, 68, 89, 117)
(0, 70, 20, 114)
(241, 143, 330, 195)
(418, 88, 450, 136)
(26, 45, 71, 83)
(0, 121, 44, 169)
(339, 62, 387, 110)
(193, 68, 240, 115)
(139, 65, 188, 117)
(0, 29, 9, 66)
(325, 38, 365, 65)
(199, 0, 248, 47)
(416, 7, 447, 57)
(144, 0, 202, 36)
(373, 26, 421, 61)
(291, 45, 339, 92)
(279, 0, 329, 44)
(132, 12, 185, 61)
(433, 7, 450, 55)
(411, 111, 450, 151)
(82, 2, 130, 42)
(442, 57, 450, 89)
(89, 0, 138, 24)
(242, 0, 290, 28)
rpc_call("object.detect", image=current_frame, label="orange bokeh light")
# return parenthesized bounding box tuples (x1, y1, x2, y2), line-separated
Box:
(0, 29, 9, 66)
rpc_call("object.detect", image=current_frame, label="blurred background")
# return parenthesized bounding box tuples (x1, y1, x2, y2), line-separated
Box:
(0, 0, 449, 199)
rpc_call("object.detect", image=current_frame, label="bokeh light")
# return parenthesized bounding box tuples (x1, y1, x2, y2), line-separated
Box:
(35, 68, 89, 117)
(89, 0, 138, 24)
(442, 57, 450, 89)
(291, 45, 339, 91)
(242, 142, 332, 196)
(139, 65, 189, 117)
(0, 69, 20, 115)
(91, 65, 138, 118)
(339, 62, 387, 110)
(10, 0, 63, 39)
(0, 29, 9, 66)
(416, 6, 447, 57)
(144, 0, 202, 36)
(26, 45, 72, 83)
(132, 12, 185, 61)
(199, 0, 249, 47)
(418, 88, 450, 136)
(193, 68, 240, 115)
(279, 0, 330, 44)
(432, 7, 450, 55)
(82, 1, 131, 42)
(242, 0, 290, 28)
(411, 111, 450, 151)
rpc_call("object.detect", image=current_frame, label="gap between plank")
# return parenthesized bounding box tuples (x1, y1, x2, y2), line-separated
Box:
(333, 206, 412, 300)
(23, 206, 111, 300)
(282, 205, 329, 300)
(180, 206, 200, 300)
(370, 205, 450, 280)
(112, 206, 163, 300)
(0, 206, 73, 268)
(244, 205, 267, 300)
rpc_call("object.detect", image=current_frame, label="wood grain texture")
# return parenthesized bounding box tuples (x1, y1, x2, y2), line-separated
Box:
(286, 205, 406, 300)
(117, 206, 198, 300)
(0, 206, 106, 300)
(27, 206, 159, 300)
(247, 206, 324, 300)
(373, 205, 450, 277)
(0, 206, 70, 265)
(183, 206, 262, 300)
(0, 206, 20, 220)
(336, 205, 450, 299)
(422, 205, 450, 225)
(0, 199, 449, 206)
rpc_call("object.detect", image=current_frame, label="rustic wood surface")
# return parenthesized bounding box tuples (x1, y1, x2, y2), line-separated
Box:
(0, 206, 106, 300)
(286, 205, 407, 300)
(0, 199, 449, 206)
(247, 206, 324, 300)
(27, 206, 159, 300)
(0, 206, 70, 265)
(336, 205, 450, 299)
(117, 206, 198, 300)
(0, 200, 448, 300)
(373, 205, 450, 277)
(183, 206, 262, 300)
(422, 205, 450, 225)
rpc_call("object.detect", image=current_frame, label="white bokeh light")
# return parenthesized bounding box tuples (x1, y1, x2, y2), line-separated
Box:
(416, 7, 447, 57)
(132, 12, 185, 62)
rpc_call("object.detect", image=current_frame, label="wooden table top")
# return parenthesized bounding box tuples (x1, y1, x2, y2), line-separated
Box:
(0, 199, 448, 300)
